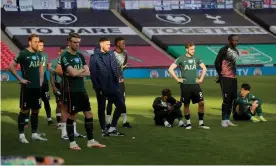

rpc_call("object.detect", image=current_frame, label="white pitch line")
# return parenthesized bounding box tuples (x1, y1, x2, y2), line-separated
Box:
(125, 82, 168, 87)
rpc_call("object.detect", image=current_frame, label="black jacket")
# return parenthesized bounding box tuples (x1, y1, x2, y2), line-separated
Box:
(152, 96, 182, 112)
(89, 47, 120, 95)
(214, 45, 239, 77)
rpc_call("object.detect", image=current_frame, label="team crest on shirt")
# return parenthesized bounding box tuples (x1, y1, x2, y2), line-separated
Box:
(188, 59, 193, 64)
(32, 56, 36, 60)
(74, 58, 80, 63)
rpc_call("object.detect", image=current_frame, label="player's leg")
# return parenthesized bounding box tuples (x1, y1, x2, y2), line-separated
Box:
(80, 91, 105, 148)
(255, 104, 267, 122)
(192, 85, 210, 129)
(65, 92, 80, 150)
(60, 92, 69, 140)
(107, 92, 125, 136)
(18, 86, 30, 143)
(106, 99, 113, 128)
(30, 88, 47, 141)
(120, 82, 132, 128)
(226, 78, 238, 126)
(180, 84, 192, 129)
(220, 78, 237, 127)
(41, 83, 53, 125)
(54, 83, 62, 128)
(246, 106, 260, 122)
(95, 90, 107, 133)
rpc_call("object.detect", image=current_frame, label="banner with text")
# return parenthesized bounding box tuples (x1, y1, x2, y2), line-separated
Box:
(19, 0, 33, 11)
(1, 9, 148, 48)
(2, 0, 18, 11)
(122, 9, 276, 49)
(2, 66, 276, 81)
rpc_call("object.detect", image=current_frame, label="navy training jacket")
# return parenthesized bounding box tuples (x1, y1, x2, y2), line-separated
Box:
(89, 47, 120, 95)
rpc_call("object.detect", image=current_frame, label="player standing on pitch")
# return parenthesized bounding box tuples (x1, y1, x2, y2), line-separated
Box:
(90, 37, 126, 137)
(8, 34, 47, 143)
(168, 42, 209, 129)
(60, 33, 105, 150)
(37, 39, 54, 125)
(106, 37, 132, 129)
(215, 34, 239, 127)
(50, 46, 65, 128)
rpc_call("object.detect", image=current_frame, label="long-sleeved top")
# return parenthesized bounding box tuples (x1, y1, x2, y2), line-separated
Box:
(89, 47, 119, 95)
(235, 93, 262, 106)
(152, 96, 182, 112)
(214, 45, 239, 78)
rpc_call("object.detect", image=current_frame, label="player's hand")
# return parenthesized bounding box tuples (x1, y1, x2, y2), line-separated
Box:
(167, 104, 173, 111)
(40, 79, 43, 87)
(53, 87, 58, 94)
(177, 78, 184, 83)
(196, 78, 203, 84)
(122, 63, 128, 69)
(20, 79, 30, 84)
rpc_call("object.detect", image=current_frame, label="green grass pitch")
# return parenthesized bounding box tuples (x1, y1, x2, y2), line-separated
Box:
(1, 76, 276, 165)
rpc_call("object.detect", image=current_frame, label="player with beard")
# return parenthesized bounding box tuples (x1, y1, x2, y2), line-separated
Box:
(168, 42, 209, 130)
(59, 33, 105, 150)
(8, 34, 47, 143)
(106, 37, 132, 129)
(56, 44, 85, 140)
(215, 34, 239, 127)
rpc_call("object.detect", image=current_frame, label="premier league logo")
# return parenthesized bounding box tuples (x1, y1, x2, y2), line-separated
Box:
(41, 13, 77, 25)
(156, 14, 191, 25)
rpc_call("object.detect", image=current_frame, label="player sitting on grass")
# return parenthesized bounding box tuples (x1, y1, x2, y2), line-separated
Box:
(153, 89, 185, 127)
(233, 83, 267, 122)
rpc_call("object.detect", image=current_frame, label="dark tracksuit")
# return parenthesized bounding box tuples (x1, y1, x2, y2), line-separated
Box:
(214, 45, 239, 120)
(153, 96, 182, 125)
(90, 47, 126, 130)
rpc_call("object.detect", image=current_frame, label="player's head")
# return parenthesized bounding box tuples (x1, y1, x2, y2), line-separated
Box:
(38, 39, 44, 52)
(185, 42, 195, 56)
(28, 34, 39, 51)
(59, 46, 66, 55)
(115, 36, 126, 51)
(162, 88, 172, 100)
(67, 32, 81, 52)
(99, 37, 111, 52)
(240, 83, 251, 97)
(228, 34, 239, 48)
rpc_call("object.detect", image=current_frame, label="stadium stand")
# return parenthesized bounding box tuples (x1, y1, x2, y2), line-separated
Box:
(245, 8, 276, 35)
(1, 41, 19, 70)
(121, 9, 276, 50)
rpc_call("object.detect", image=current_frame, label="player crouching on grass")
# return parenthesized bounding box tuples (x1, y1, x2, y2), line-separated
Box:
(233, 83, 267, 122)
(153, 89, 185, 127)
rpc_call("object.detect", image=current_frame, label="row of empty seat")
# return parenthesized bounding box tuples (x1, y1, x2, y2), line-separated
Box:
(1, 41, 20, 70)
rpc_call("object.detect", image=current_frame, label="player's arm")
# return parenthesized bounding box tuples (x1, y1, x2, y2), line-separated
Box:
(8, 60, 30, 84)
(235, 96, 252, 106)
(50, 72, 58, 93)
(249, 94, 263, 105)
(214, 47, 226, 77)
(168, 58, 183, 83)
(78, 54, 90, 77)
(55, 57, 63, 76)
(8, 53, 30, 84)
(79, 65, 90, 77)
(196, 62, 207, 84)
(39, 54, 44, 86)
(122, 52, 128, 69)
(152, 98, 167, 111)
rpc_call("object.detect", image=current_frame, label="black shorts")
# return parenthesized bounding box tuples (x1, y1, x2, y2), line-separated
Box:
(20, 86, 41, 110)
(54, 82, 63, 103)
(40, 83, 50, 100)
(180, 84, 203, 104)
(220, 77, 238, 104)
(66, 91, 91, 114)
